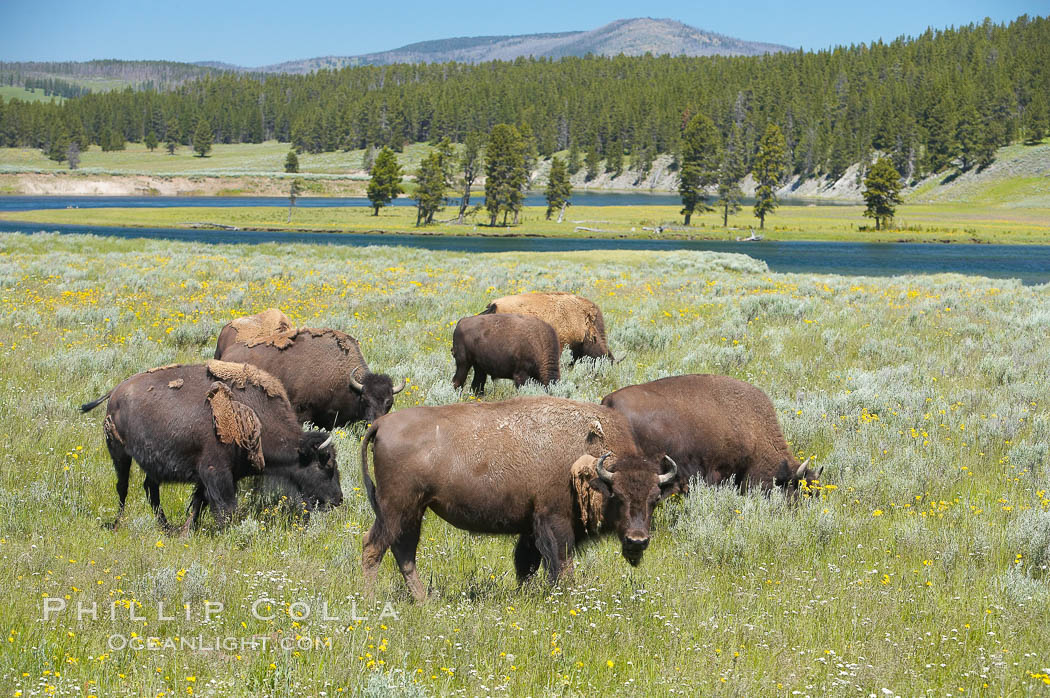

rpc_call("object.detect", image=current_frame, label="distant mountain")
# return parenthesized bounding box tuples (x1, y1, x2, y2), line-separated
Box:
(248, 18, 792, 73)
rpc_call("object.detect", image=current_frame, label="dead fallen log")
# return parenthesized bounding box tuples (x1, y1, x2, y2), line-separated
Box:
(185, 222, 241, 230)
(574, 226, 618, 234)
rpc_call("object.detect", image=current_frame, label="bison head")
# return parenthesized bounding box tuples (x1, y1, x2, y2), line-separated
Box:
(289, 431, 344, 511)
(587, 452, 677, 566)
(348, 372, 405, 424)
(774, 458, 824, 496)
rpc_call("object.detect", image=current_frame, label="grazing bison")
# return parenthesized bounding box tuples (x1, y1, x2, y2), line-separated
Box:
(451, 313, 560, 394)
(80, 361, 344, 531)
(601, 374, 821, 494)
(359, 396, 677, 600)
(481, 292, 615, 362)
(214, 309, 405, 429)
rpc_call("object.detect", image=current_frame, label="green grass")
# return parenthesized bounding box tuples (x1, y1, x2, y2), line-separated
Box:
(1, 232, 1049, 695)
(4, 201, 1050, 244)
(0, 86, 65, 104)
(0, 142, 436, 177)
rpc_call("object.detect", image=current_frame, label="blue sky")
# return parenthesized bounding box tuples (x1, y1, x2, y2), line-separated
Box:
(0, 0, 1042, 65)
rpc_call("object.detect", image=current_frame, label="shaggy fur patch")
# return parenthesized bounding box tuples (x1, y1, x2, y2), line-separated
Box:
(490, 292, 604, 347)
(103, 414, 123, 446)
(231, 308, 297, 349)
(206, 381, 265, 470)
(167, 379, 184, 389)
(570, 454, 605, 534)
(206, 360, 289, 402)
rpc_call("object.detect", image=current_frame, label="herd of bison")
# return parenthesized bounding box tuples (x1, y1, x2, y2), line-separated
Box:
(80, 291, 820, 600)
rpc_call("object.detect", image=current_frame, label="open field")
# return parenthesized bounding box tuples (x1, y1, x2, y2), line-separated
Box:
(0, 86, 65, 104)
(1, 232, 1049, 695)
(0, 142, 433, 178)
(3, 201, 1050, 244)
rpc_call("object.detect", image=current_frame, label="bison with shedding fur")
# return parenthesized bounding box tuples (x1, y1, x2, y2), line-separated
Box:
(601, 374, 821, 494)
(359, 396, 677, 601)
(481, 292, 616, 362)
(214, 310, 404, 429)
(81, 362, 343, 531)
(451, 313, 560, 394)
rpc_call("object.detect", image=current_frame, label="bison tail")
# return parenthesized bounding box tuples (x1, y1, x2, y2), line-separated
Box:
(359, 421, 381, 517)
(477, 302, 497, 315)
(80, 390, 112, 413)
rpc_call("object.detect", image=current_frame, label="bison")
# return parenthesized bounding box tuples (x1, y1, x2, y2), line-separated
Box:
(80, 361, 344, 532)
(601, 374, 821, 494)
(451, 313, 560, 394)
(214, 309, 405, 429)
(481, 292, 616, 363)
(359, 396, 678, 601)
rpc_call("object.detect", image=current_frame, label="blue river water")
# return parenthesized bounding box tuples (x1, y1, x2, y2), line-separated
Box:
(1, 196, 1047, 284)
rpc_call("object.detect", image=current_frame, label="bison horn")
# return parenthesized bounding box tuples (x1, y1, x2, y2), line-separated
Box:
(348, 372, 365, 393)
(318, 433, 333, 450)
(795, 457, 812, 479)
(658, 455, 678, 485)
(392, 379, 406, 395)
(595, 452, 615, 484)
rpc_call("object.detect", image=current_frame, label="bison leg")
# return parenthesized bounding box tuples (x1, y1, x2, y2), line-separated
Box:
(198, 464, 237, 531)
(533, 514, 576, 584)
(451, 357, 471, 390)
(143, 476, 172, 532)
(179, 485, 207, 537)
(362, 521, 391, 596)
(469, 370, 487, 395)
(389, 515, 427, 602)
(513, 533, 542, 583)
(106, 437, 132, 530)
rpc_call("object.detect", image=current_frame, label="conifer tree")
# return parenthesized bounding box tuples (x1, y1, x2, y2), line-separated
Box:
(862, 157, 903, 230)
(545, 156, 572, 221)
(285, 150, 299, 173)
(716, 125, 746, 226)
(752, 124, 788, 229)
(144, 130, 158, 152)
(484, 124, 526, 226)
(193, 117, 212, 157)
(678, 114, 720, 225)
(414, 151, 446, 226)
(367, 146, 403, 215)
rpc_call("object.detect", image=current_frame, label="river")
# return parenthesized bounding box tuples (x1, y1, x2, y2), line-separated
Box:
(1, 196, 1047, 285)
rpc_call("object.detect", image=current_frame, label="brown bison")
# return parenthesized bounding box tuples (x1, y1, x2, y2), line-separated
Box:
(80, 361, 344, 531)
(451, 313, 560, 394)
(359, 396, 677, 600)
(214, 309, 405, 429)
(481, 292, 615, 362)
(601, 374, 820, 494)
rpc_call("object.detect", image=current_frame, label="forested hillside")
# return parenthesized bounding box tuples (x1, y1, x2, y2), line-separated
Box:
(1, 16, 1047, 182)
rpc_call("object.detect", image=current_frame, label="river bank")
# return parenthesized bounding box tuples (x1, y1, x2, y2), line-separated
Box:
(3, 202, 1049, 245)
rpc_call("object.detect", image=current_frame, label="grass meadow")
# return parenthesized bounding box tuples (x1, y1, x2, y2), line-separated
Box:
(4, 201, 1050, 244)
(1, 232, 1049, 695)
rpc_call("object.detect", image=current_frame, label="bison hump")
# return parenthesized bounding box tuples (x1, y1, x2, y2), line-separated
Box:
(231, 308, 297, 349)
(206, 381, 265, 470)
(206, 359, 289, 403)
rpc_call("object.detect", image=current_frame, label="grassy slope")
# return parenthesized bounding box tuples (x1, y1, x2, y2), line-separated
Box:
(3, 201, 1050, 244)
(0, 86, 65, 104)
(0, 141, 431, 177)
(1, 233, 1049, 695)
